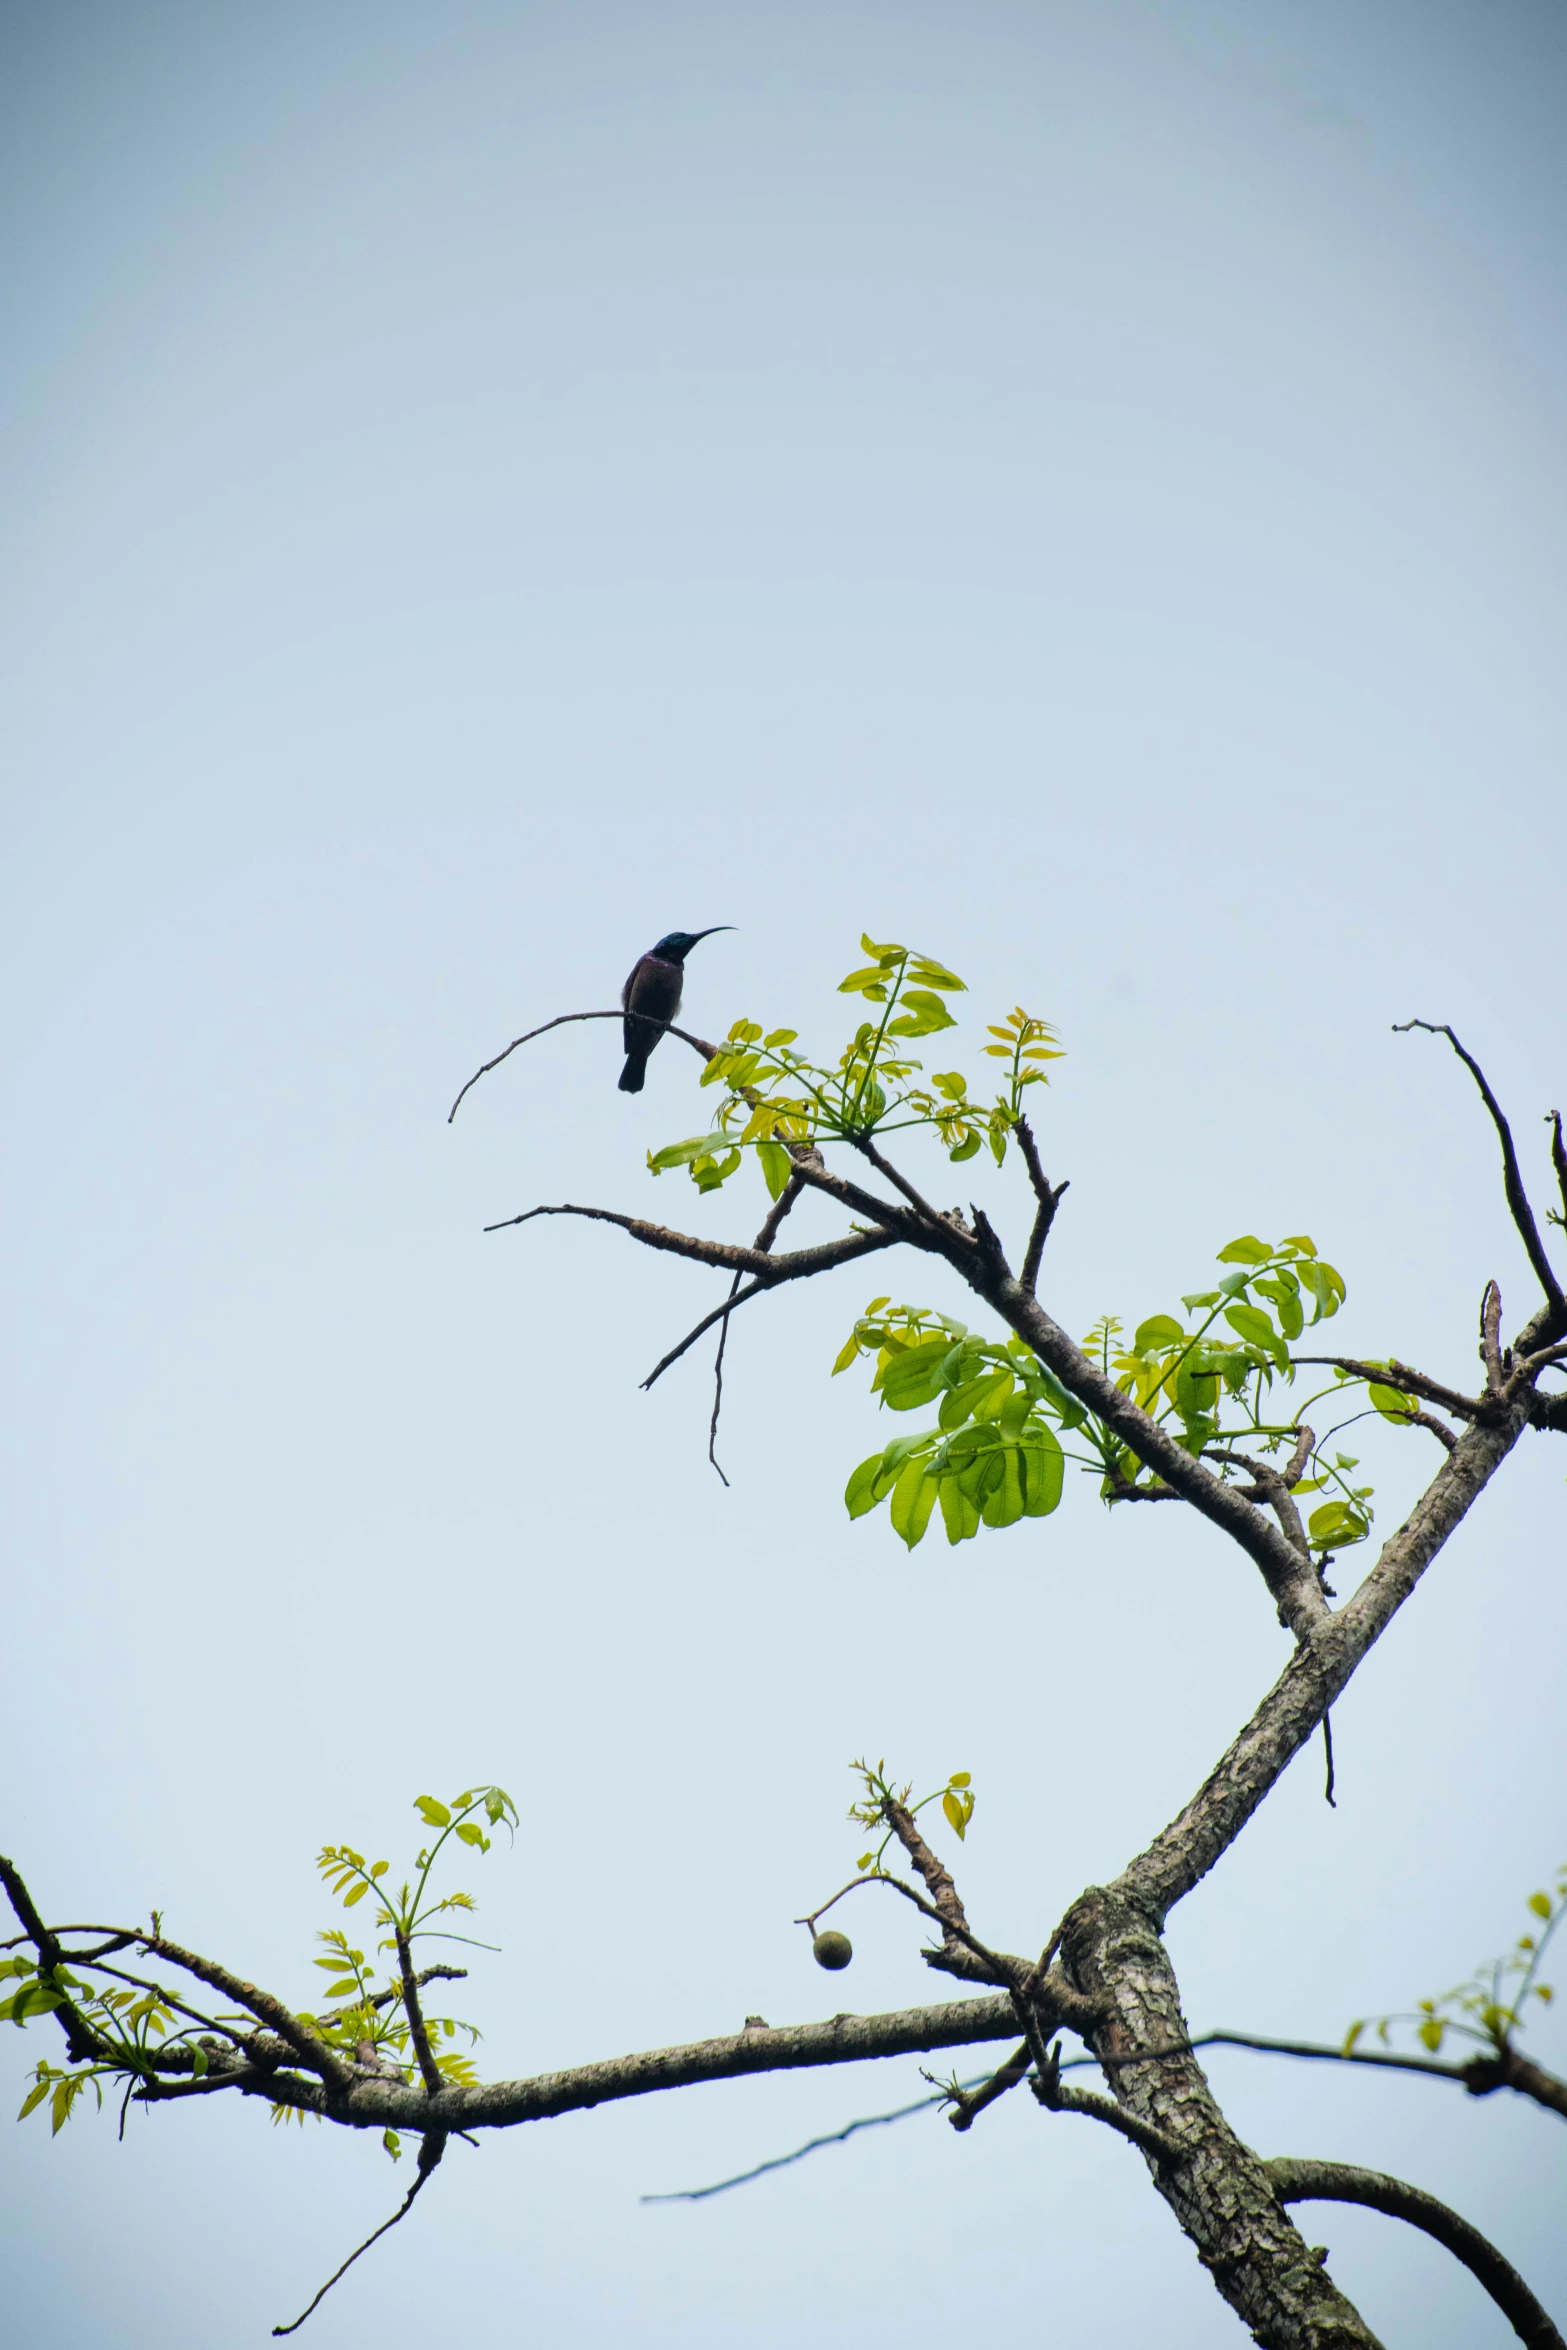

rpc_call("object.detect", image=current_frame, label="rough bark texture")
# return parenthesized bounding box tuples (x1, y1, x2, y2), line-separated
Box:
(1059, 1886, 1385, 2350)
(1269, 2159, 1565, 2349)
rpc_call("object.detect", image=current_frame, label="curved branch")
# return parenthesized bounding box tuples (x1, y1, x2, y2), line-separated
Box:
(448, 1011, 717, 1123)
(1395, 1021, 1564, 1318)
(1268, 2157, 1564, 2349)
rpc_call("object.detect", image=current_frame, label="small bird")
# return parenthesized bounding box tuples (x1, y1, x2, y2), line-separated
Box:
(619, 928, 733, 1093)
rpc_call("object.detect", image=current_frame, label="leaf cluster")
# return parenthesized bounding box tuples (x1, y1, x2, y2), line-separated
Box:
(9, 1785, 517, 2148)
(833, 1236, 1406, 1554)
(645, 937, 1061, 1199)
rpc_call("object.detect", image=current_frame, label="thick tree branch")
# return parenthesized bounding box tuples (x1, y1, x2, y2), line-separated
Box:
(1058, 1886, 1383, 2346)
(1395, 1020, 1565, 1321)
(1268, 2157, 1564, 2349)
(966, 1274, 1329, 1637)
(1117, 1401, 1531, 1923)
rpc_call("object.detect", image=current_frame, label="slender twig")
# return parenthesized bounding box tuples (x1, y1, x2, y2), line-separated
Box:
(273, 2131, 448, 2334)
(1322, 1713, 1336, 1809)
(641, 2077, 989, 2202)
(1548, 1110, 1567, 1229)
(448, 1011, 716, 1123)
(1033, 2041, 1185, 2166)
(1268, 2156, 1564, 2349)
(1394, 1020, 1564, 1313)
(1014, 1117, 1068, 1297)
(943, 2042, 1033, 2131)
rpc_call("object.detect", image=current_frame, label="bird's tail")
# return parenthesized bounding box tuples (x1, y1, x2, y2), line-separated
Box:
(618, 1055, 647, 1094)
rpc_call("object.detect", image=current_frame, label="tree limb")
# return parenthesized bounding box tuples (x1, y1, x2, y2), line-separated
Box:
(1394, 1020, 1564, 1320)
(1116, 1399, 1532, 1923)
(1267, 2156, 1564, 2349)
(1014, 1115, 1068, 1297)
(640, 1226, 900, 1394)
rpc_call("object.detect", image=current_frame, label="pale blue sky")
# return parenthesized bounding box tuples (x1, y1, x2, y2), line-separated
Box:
(2, 5, 1565, 2344)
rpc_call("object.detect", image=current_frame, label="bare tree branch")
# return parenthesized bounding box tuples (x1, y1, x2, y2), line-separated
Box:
(706, 1174, 809, 1482)
(1394, 1020, 1565, 1319)
(1291, 1354, 1480, 1423)
(448, 1011, 717, 1123)
(640, 1227, 900, 1394)
(273, 2131, 447, 2335)
(1014, 1115, 1068, 1297)
(487, 1202, 898, 1298)
(1267, 2156, 1564, 2349)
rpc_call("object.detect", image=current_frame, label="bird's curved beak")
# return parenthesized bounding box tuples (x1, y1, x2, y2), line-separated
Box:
(690, 926, 735, 944)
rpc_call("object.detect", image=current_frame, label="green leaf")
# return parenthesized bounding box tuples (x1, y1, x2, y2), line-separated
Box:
(947, 1129, 982, 1161)
(889, 1459, 938, 1549)
(17, 2078, 52, 2119)
(1368, 1382, 1416, 1421)
(342, 1882, 371, 1908)
(1417, 2018, 1444, 2053)
(1307, 1500, 1370, 1551)
(1529, 1892, 1553, 1920)
(1133, 1314, 1185, 1355)
(838, 965, 894, 995)
(937, 1476, 980, 1544)
(1021, 1424, 1065, 1516)
(860, 934, 905, 963)
(1342, 2021, 1364, 2056)
(907, 959, 966, 992)
(1280, 1235, 1318, 1258)
(949, 1771, 971, 1789)
(757, 1141, 792, 1201)
(887, 990, 958, 1038)
(414, 1796, 452, 1829)
(1224, 1302, 1287, 1368)
(941, 1790, 968, 1839)
(1217, 1236, 1271, 1265)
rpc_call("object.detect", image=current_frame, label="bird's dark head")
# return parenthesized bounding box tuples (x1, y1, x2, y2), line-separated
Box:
(651, 926, 734, 963)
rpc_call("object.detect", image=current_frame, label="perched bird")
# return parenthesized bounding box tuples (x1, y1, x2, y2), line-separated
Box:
(619, 928, 733, 1093)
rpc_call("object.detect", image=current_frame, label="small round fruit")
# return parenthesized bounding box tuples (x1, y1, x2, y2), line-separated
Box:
(812, 1930, 853, 1971)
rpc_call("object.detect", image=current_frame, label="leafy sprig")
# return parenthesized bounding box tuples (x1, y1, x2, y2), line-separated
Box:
(846, 1759, 976, 1876)
(646, 936, 1062, 1198)
(832, 1234, 1416, 1554)
(9, 1785, 516, 2149)
(1344, 1867, 1567, 2061)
